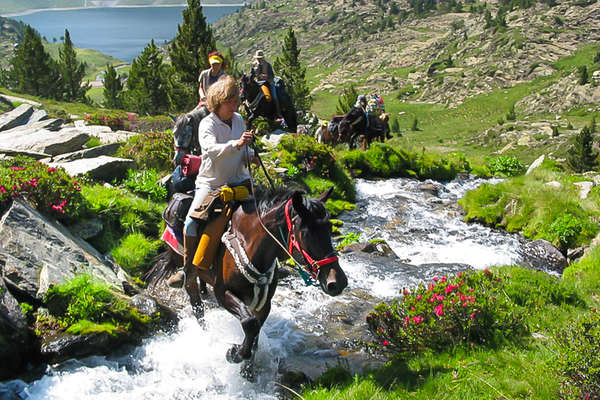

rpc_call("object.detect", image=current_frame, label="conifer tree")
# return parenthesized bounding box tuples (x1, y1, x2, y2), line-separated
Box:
(168, 0, 216, 109)
(58, 29, 90, 101)
(391, 117, 400, 133)
(578, 65, 589, 85)
(123, 40, 169, 115)
(8, 25, 60, 98)
(567, 126, 598, 172)
(223, 47, 242, 79)
(336, 85, 358, 115)
(102, 63, 122, 109)
(273, 27, 312, 111)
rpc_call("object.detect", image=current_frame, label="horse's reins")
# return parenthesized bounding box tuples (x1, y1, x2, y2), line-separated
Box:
(243, 144, 338, 284)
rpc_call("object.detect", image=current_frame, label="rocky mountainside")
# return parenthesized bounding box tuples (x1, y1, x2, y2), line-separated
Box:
(0, 16, 26, 68)
(215, 0, 600, 113)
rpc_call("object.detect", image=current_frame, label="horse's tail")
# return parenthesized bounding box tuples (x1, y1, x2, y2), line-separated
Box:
(143, 249, 179, 287)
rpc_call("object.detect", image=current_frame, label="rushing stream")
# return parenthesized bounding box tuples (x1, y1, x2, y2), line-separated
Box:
(4, 176, 533, 399)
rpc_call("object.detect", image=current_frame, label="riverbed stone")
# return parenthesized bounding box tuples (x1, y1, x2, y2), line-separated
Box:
(0, 104, 34, 132)
(0, 199, 125, 302)
(526, 154, 546, 175)
(1, 118, 62, 137)
(545, 180, 561, 188)
(0, 277, 33, 380)
(342, 240, 398, 258)
(50, 155, 135, 181)
(517, 239, 567, 273)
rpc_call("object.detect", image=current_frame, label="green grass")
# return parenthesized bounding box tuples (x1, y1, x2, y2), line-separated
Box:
(111, 233, 162, 277)
(43, 42, 124, 81)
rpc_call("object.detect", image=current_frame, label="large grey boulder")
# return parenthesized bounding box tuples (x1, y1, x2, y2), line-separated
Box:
(2, 128, 89, 156)
(0, 200, 125, 302)
(27, 109, 48, 124)
(518, 239, 567, 273)
(0, 277, 33, 380)
(51, 155, 134, 181)
(0, 104, 34, 132)
(49, 143, 121, 163)
(1, 118, 63, 137)
(526, 154, 545, 175)
(0, 148, 50, 160)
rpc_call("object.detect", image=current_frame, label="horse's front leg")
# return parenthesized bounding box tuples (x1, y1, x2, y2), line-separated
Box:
(184, 267, 204, 320)
(220, 290, 261, 363)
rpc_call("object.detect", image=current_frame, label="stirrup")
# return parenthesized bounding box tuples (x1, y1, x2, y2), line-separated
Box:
(167, 268, 186, 289)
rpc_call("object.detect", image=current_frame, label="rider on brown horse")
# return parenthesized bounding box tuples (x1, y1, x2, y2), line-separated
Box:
(250, 50, 282, 118)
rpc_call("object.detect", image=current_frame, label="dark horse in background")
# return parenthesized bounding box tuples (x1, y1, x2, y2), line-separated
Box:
(338, 107, 391, 150)
(146, 187, 347, 366)
(240, 74, 297, 132)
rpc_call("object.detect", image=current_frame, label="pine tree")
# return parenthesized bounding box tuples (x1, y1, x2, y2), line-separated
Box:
(273, 27, 312, 111)
(223, 47, 242, 79)
(8, 25, 60, 98)
(391, 117, 400, 133)
(567, 126, 598, 172)
(58, 29, 90, 101)
(578, 65, 589, 85)
(336, 85, 358, 115)
(123, 40, 169, 115)
(411, 117, 419, 131)
(102, 63, 122, 109)
(168, 0, 216, 109)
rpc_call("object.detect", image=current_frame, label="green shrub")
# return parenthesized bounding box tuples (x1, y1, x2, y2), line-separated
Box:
(111, 233, 162, 277)
(134, 115, 173, 133)
(548, 213, 583, 252)
(122, 169, 168, 202)
(44, 274, 150, 335)
(0, 156, 86, 223)
(556, 310, 600, 399)
(325, 199, 357, 217)
(84, 112, 139, 131)
(117, 130, 173, 172)
(487, 156, 525, 177)
(366, 269, 526, 354)
(85, 136, 102, 148)
(336, 232, 361, 250)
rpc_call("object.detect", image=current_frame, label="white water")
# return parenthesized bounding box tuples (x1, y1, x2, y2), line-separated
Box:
(5, 176, 526, 399)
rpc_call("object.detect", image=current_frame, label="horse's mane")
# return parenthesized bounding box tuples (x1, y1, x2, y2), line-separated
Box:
(252, 184, 329, 224)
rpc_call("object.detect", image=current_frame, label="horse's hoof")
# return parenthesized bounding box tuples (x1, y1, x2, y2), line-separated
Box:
(240, 361, 256, 382)
(192, 303, 204, 320)
(226, 345, 244, 364)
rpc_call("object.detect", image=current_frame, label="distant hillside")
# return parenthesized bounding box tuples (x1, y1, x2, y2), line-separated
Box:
(0, 0, 246, 15)
(215, 0, 600, 112)
(0, 16, 26, 68)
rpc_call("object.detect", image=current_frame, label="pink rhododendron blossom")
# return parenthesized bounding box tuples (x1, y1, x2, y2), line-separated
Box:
(411, 306, 416, 311)
(0, 186, 6, 194)
(433, 277, 439, 282)
(441, 276, 447, 283)
(47, 167, 56, 173)
(416, 294, 422, 300)
(10, 167, 25, 171)
(412, 316, 424, 324)
(404, 316, 410, 325)
(485, 269, 491, 275)
(382, 339, 389, 347)
(434, 304, 444, 316)
(470, 312, 477, 320)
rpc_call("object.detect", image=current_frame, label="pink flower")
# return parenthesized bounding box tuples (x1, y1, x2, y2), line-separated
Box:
(382, 339, 389, 347)
(412, 316, 424, 325)
(47, 167, 56, 173)
(411, 306, 416, 311)
(485, 269, 491, 275)
(441, 276, 447, 283)
(434, 304, 444, 316)
(10, 166, 25, 171)
(470, 312, 477, 320)
(403, 289, 409, 296)
(404, 316, 410, 325)
(0, 186, 6, 194)
(433, 277, 439, 282)
(385, 311, 392, 318)
(469, 288, 475, 293)
(416, 294, 422, 300)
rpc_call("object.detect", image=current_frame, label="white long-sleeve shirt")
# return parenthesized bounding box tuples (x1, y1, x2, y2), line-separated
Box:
(195, 112, 251, 189)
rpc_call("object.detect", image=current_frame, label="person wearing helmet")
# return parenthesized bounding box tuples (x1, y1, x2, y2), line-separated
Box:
(198, 51, 227, 107)
(251, 50, 282, 117)
(354, 94, 367, 111)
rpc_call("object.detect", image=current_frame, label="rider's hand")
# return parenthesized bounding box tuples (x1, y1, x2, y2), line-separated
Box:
(236, 130, 254, 149)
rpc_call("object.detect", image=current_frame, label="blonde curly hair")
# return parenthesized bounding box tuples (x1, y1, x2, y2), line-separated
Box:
(206, 75, 239, 113)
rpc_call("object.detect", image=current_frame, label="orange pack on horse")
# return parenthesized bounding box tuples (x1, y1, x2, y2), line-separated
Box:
(147, 185, 347, 364)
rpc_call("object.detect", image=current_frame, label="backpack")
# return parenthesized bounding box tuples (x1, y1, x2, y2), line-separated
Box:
(162, 192, 193, 231)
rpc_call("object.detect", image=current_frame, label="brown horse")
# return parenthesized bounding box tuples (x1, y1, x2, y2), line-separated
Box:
(339, 109, 391, 150)
(147, 187, 347, 364)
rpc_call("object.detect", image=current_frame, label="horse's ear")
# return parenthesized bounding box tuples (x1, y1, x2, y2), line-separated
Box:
(317, 187, 334, 203)
(169, 113, 177, 122)
(292, 191, 310, 221)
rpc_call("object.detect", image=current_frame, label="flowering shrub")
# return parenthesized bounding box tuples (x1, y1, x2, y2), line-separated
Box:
(0, 156, 85, 223)
(557, 310, 600, 399)
(84, 112, 139, 131)
(366, 269, 526, 354)
(117, 130, 173, 172)
(133, 115, 174, 133)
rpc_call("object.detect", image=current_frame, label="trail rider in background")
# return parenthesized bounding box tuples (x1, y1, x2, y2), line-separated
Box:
(198, 51, 227, 109)
(250, 50, 282, 118)
(168, 75, 255, 288)
(366, 93, 391, 139)
(354, 94, 368, 131)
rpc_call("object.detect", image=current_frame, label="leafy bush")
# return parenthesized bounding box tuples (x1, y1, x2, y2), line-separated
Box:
(117, 130, 173, 172)
(0, 156, 85, 223)
(276, 134, 356, 201)
(336, 232, 361, 250)
(548, 213, 583, 252)
(111, 233, 162, 277)
(133, 115, 173, 133)
(487, 156, 525, 177)
(366, 269, 526, 354)
(84, 112, 139, 131)
(122, 169, 168, 202)
(556, 310, 600, 399)
(44, 274, 149, 335)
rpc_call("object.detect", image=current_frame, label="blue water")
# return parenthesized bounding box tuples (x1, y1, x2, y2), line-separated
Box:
(12, 6, 241, 62)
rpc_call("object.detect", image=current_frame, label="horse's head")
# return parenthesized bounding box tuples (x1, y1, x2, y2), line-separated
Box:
(288, 188, 348, 296)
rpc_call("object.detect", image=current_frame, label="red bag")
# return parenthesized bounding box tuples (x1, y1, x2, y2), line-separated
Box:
(181, 154, 202, 177)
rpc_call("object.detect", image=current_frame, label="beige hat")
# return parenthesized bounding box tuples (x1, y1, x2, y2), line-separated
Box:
(253, 49, 265, 59)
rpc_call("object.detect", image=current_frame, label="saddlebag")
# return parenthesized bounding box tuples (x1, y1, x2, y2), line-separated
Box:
(162, 192, 193, 231)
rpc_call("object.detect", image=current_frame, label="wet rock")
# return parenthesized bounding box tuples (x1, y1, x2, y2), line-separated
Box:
(573, 181, 594, 199)
(341, 240, 398, 258)
(0, 278, 33, 380)
(68, 217, 104, 240)
(517, 239, 567, 273)
(0, 200, 125, 302)
(130, 293, 178, 329)
(418, 182, 443, 196)
(567, 246, 585, 263)
(0, 379, 28, 400)
(50, 155, 135, 181)
(0, 104, 34, 131)
(526, 154, 545, 175)
(39, 330, 137, 365)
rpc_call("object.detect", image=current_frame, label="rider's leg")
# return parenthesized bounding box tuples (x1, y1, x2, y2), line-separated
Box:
(167, 185, 210, 288)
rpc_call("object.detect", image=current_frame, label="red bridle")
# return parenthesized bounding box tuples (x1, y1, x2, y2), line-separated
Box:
(284, 199, 339, 279)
